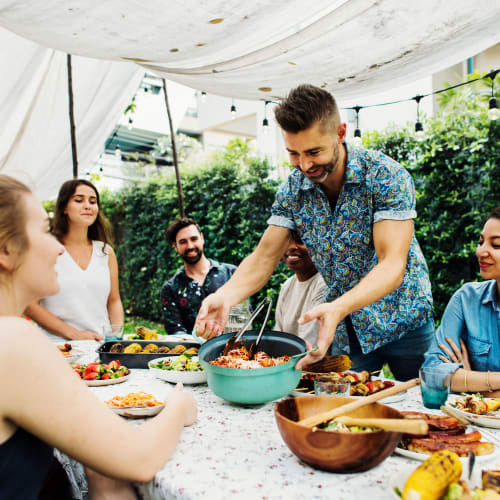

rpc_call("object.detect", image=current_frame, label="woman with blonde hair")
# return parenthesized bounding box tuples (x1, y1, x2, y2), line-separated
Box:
(26, 179, 122, 341)
(0, 175, 197, 498)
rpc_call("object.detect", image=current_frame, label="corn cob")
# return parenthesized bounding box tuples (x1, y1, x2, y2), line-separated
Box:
(402, 450, 462, 500)
(304, 355, 352, 373)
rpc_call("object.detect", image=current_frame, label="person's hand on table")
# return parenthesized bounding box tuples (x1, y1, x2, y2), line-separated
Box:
(70, 329, 103, 341)
(295, 302, 343, 369)
(165, 383, 197, 426)
(194, 293, 232, 340)
(438, 337, 471, 370)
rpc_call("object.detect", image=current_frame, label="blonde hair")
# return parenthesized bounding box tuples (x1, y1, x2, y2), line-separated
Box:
(0, 175, 32, 269)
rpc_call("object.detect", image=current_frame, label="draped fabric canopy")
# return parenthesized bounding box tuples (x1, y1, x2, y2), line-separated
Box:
(0, 0, 499, 198)
(1, 0, 499, 100)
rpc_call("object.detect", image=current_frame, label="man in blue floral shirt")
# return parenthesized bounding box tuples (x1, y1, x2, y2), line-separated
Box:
(195, 85, 434, 380)
(160, 218, 236, 335)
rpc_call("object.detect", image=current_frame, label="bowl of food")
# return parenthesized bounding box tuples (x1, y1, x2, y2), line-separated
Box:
(198, 330, 305, 404)
(274, 395, 403, 473)
(148, 354, 206, 384)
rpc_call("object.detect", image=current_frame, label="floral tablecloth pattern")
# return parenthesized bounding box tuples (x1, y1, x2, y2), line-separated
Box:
(63, 340, 500, 500)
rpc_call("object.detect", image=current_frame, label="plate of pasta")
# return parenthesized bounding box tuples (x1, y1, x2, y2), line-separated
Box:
(105, 392, 164, 418)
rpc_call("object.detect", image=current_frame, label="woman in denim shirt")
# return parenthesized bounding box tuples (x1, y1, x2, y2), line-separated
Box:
(422, 207, 500, 396)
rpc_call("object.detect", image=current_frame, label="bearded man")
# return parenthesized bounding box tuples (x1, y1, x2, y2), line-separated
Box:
(194, 84, 434, 381)
(160, 217, 236, 335)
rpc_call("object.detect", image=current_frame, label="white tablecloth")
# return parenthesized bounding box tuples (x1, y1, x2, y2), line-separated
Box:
(64, 340, 500, 500)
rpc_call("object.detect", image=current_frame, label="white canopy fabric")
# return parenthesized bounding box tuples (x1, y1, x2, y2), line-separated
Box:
(0, 28, 143, 199)
(0, 0, 499, 101)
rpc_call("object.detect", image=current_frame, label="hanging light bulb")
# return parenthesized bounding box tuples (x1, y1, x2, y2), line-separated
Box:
(487, 70, 499, 120)
(413, 95, 425, 141)
(353, 128, 362, 147)
(114, 145, 121, 159)
(127, 117, 133, 130)
(230, 99, 236, 119)
(489, 97, 500, 120)
(352, 106, 362, 146)
(200, 91, 207, 103)
(262, 101, 270, 133)
(415, 121, 425, 141)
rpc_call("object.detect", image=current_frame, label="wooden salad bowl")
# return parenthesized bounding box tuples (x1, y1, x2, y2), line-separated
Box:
(274, 396, 403, 473)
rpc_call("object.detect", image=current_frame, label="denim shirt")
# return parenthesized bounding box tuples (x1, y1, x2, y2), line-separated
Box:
(267, 143, 433, 354)
(423, 280, 500, 378)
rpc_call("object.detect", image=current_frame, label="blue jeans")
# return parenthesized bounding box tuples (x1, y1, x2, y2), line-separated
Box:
(330, 319, 435, 381)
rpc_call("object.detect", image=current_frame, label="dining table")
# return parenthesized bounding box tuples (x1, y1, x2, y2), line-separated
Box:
(61, 339, 500, 500)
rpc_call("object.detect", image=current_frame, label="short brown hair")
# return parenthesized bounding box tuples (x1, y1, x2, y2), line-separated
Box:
(274, 84, 341, 134)
(165, 217, 201, 244)
(0, 174, 32, 271)
(51, 179, 113, 246)
(487, 207, 500, 223)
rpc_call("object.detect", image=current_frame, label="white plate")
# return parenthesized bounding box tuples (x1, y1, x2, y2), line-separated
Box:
(58, 346, 85, 363)
(445, 400, 500, 429)
(148, 357, 206, 384)
(85, 374, 130, 386)
(107, 404, 164, 418)
(394, 445, 496, 464)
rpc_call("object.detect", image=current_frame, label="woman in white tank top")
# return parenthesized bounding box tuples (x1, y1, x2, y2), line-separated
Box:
(25, 179, 123, 341)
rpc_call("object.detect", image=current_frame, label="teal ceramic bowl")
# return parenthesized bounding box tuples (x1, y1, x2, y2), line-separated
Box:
(198, 330, 305, 404)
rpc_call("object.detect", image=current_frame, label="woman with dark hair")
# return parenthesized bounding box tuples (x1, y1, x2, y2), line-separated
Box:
(422, 207, 500, 396)
(26, 179, 122, 340)
(0, 174, 197, 499)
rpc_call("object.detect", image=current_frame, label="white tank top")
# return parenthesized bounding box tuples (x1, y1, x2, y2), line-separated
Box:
(41, 240, 111, 341)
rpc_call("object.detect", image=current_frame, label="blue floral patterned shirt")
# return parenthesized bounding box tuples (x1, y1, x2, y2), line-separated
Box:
(160, 259, 236, 335)
(267, 143, 433, 354)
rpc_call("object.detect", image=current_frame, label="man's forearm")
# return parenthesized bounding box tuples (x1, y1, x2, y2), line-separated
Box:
(332, 257, 406, 320)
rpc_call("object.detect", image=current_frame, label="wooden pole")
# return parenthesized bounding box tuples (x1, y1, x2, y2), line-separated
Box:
(162, 78, 185, 217)
(67, 54, 78, 178)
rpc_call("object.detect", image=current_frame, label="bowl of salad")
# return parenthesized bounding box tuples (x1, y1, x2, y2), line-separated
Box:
(148, 354, 206, 384)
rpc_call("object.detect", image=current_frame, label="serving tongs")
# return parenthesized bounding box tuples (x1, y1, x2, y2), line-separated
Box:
(222, 297, 273, 358)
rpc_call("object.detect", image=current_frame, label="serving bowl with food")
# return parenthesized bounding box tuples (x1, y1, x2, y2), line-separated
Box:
(198, 330, 307, 404)
(97, 339, 200, 369)
(274, 395, 404, 473)
(148, 354, 206, 384)
(105, 391, 164, 418)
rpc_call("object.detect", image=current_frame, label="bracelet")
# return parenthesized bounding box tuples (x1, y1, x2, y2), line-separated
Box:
(464, 370, 468, 392)
(486, 370, 493, 392)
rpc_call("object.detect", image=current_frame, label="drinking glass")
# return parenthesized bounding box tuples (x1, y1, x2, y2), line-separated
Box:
(102, 324, 124, 342)
(314, 376, 351, 396)
(223, 300, 252, 334)
(419, 367, 451, 409)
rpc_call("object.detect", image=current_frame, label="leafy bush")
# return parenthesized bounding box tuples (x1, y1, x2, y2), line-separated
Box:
(363, 81, 500, 319)
(101, 139, 290, 325)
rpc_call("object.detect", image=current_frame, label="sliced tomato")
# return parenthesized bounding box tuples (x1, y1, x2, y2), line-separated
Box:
(73, 369, 82, 378)
(101, 373, 111, 380)
(83, 372, 98, 380)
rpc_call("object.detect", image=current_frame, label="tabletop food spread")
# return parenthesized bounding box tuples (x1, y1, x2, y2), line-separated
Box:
(59, 340, 500, 500)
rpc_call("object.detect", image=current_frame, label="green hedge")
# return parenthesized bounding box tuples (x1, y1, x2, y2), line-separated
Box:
(363, 88, 500, 319)
(101, 140, 290, 325)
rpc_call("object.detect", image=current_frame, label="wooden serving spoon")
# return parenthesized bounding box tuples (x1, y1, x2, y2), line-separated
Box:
(298, 377, 420, 427)
(334, 415, 428, 434)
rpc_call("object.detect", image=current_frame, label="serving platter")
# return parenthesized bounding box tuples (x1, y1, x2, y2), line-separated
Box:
(394, 444, 496, 463)
(148, 357, 206, 385)
(446, 398, 500, 429)
(84, 374, 130, 387)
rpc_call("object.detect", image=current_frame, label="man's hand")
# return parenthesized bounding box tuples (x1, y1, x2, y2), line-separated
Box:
(295, 302, 345, 369)
(70, 329, 103, 341)
(194, 294, 232, 340)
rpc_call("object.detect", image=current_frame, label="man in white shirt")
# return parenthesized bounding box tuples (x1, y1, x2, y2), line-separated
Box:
(275, 231, 326, 345)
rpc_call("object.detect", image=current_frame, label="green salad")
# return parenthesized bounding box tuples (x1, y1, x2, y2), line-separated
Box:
(319, 420, 379, 433)
(150, 354, 203, 372)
